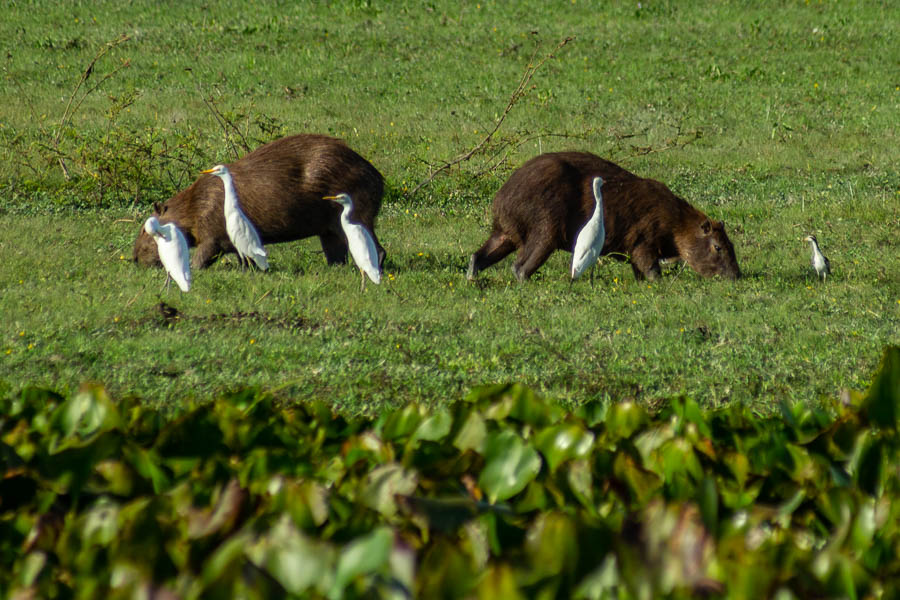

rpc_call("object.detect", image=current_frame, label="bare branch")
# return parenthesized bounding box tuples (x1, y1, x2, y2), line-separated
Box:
(53, 33, 131, 179)
(407, 35, 574, 198)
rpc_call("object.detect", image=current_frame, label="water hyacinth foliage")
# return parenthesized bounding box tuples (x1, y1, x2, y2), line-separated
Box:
(2, 347, 899, 599)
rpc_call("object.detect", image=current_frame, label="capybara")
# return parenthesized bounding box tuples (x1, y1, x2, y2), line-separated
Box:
(133, 134, 385, 269)
(466, 152, 741, 281)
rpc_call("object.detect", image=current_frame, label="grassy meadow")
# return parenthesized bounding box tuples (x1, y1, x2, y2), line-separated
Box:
(1, 0, 898, 411)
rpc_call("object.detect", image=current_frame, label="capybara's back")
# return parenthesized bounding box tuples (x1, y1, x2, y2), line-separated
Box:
(467, 152, 740, 281)
(133, 134, 385, 269)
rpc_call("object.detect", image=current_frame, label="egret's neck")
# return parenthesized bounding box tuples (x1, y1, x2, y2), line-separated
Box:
(339, 203, 353, 225)
(219, 173, 239, 210)
(592, 195, 604, 224)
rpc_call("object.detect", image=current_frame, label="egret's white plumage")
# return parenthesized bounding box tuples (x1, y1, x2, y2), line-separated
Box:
(324, 193, 382, 290)
(144, 216, 192, 292)
(804, 235, 831, 281)
(570, 176, 606, 281)
(201, 164, 269, 271)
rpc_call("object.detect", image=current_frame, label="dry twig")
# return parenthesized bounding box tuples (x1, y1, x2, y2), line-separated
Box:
(53, 33, 131, 179)
(186, 68, 251, 160)
(407, 35, 574, 198)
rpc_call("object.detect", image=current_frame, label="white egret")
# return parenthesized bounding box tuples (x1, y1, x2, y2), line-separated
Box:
(201, 164, 269, 271)
(143, 216, 192, 292)
(570, 176, 606, 283)
(324, 193, 382, 290)
(804, 235, 831, 281)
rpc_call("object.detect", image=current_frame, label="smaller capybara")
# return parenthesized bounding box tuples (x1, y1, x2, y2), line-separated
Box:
(467, 152, 741, 281)
(133, 134, 385, 270)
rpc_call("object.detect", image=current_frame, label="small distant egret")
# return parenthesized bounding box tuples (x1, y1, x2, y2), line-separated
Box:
(804, 234, 831, 281)
(324, 193, 382, 291)
(570, 176, 606, 283)
(144, 216, 192, 292)
(201, 164, 269, 271)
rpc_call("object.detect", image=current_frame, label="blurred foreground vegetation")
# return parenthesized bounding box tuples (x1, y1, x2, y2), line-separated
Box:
(3, 347, 899, 598)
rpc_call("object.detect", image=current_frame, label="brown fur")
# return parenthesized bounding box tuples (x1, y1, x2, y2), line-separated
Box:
(133, 134, 385, 269)
(467, 152, 740, 281)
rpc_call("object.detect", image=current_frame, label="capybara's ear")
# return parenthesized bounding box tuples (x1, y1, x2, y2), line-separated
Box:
(700, 219, 712, 234)
(153, 202, 162, 216)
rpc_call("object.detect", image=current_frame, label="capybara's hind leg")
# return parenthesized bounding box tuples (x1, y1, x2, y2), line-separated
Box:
(513, 240, 555, 281)
(467, 233, 516, 280)
(320, 230, 349, 265)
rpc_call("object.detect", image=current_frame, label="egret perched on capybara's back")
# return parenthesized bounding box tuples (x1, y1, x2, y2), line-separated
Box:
(143, 216, 192, 292)
(201, 164, 269, 271)
(570, 176, 606, 282)
(324, 193, 382, 291)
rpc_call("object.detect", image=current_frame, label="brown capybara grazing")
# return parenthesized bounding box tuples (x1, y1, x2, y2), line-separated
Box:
(466, 152, 741, 282)
(133, 134, 385, 270)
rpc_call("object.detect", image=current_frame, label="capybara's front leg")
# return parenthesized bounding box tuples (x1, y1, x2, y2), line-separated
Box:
(191, 239, 224, 269)
(467, 232, 516, 280)
(630, 245, 661, 281)
(320, 230, 349, 265)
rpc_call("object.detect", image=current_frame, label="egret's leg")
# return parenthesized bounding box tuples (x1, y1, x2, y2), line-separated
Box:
(359, 268, 366, 292)
(589, 266, 595, 289)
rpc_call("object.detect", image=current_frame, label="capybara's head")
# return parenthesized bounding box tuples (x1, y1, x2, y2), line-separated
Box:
(133, 202, 165, 267)
(684, 219, 741, 279)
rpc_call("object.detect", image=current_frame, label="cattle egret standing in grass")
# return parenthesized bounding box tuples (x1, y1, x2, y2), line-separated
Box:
(570, 176, 606, 283)
(201, 164, 269, 271)
(324, 193, 382, 291)
(804, 234, 831, 281)
(144, 216, 191, 292)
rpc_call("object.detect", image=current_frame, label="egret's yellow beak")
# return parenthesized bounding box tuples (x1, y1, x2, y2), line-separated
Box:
(323, 195, 340, 200)
(200, 168, 215, 175)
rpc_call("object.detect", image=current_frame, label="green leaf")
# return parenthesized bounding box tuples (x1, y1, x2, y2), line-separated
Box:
(850, 432, 884, 497)
(525, 511, 578, 579)
(612, 452, 661, 505)
(605, 401, 648, 440)
(574, 554, 620, 600)
(534, 424, 595, 472)
(412, 409, 453, 444)
(698, 476, 718, 536)
(246, 514, 333, 596)
(363, 463, 418, 516)
(416, 538, 478, 599)
(453, 410, 487, 454)
(861, 346, 900, 429)
(49, 383, 120, 446)
(476, 563, 525, 600)
(381, 404, 425, 441)
(507, 385, 563, 427)
(567, 459, 594, 511)
(81, 498, 120, 547)
(671, 396, 712, 439)
(124, 446, 170, 493)
(330, 526, 393, 598)
(479, 430, 542, 503)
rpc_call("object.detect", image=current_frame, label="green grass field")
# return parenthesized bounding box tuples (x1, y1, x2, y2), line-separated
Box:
(1, 0, 898, 411)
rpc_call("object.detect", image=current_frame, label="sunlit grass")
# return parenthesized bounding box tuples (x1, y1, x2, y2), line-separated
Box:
(0, 0, 898, 410)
